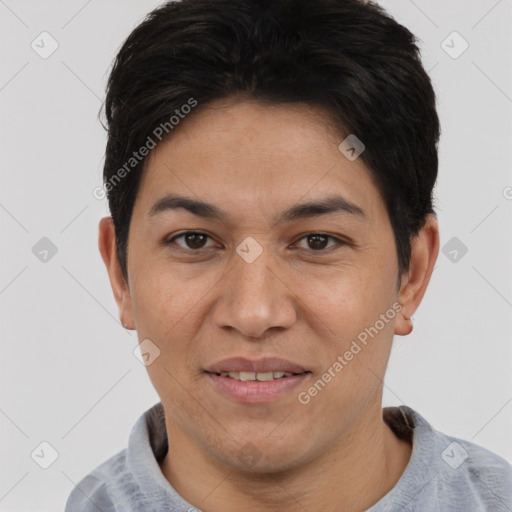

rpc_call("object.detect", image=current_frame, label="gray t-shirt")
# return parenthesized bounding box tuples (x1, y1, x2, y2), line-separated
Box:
(65, 403, 512, 511)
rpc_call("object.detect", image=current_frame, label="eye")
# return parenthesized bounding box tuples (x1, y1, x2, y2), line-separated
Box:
(166, 231, 346, 253)
(294, 233, 343, 251)
(167, 231, 217, 250)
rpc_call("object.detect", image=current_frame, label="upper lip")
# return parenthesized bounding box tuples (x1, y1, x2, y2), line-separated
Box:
(205, 357, 308, 374)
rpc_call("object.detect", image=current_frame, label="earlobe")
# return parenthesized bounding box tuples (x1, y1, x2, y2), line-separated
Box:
(394, 214, 439, 337)
(395, 308, 414, 336)
(98, 217, 135, 330)
(120, 293, 135, 330)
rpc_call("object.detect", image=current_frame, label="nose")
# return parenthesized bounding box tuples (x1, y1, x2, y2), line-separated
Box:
(212, 246, 297, 339)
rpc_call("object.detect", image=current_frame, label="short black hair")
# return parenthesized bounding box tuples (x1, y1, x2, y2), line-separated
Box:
(102, 0, 440, 282)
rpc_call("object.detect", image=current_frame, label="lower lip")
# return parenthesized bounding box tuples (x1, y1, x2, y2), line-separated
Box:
(205, 372, 310, 404)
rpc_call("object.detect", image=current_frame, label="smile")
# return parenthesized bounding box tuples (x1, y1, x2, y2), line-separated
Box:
(211, 371, 305, 381)
(205, 371, 311, 403)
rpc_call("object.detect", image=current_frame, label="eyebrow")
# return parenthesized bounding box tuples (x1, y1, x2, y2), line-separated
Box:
(149, 193, 366, 224)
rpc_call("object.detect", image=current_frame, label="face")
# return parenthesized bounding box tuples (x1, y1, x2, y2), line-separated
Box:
(101, 98, 436, 473)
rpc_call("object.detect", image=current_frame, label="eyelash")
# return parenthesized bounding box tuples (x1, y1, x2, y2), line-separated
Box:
(165, 231, 347, 253)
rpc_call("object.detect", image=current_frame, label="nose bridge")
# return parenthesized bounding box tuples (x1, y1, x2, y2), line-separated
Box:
(214, 242, 296, 337)
(235, 247, 275, 297)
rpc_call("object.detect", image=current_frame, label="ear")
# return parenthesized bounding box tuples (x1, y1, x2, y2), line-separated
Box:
(98, 217, 135, 330)
(395, 214, 439, 336)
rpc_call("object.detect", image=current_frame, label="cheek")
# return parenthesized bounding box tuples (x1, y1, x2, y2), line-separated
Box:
(128, 261, 219, 378)
(129, 258, 209, 334)
(129, 273, 174, 337)
(128, 267, 205, 413)
(298, 263, 392, 333)
(299, 262, 397, 381)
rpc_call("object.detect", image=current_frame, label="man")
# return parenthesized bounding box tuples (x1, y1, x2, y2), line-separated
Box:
(66, 0, 512, 510)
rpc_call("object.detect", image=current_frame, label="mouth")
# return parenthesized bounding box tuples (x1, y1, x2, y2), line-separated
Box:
(203, 357, 312, 403)
(206, 370, 309, 381)
(204, 356, 309, 375)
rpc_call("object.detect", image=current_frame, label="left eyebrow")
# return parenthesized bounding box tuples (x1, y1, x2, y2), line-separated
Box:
(277, 195, 366, 223)
(148, 193, 366, 223)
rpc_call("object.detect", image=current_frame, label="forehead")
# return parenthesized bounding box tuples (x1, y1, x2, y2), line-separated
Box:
(135, 99, 385, 224)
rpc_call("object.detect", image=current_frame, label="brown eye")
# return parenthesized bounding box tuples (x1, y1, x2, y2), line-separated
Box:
(168, 232, 215, 250)
(184, 233, 208, 249)
(306, 234, 329, 250)
(295, 233, 341, 251)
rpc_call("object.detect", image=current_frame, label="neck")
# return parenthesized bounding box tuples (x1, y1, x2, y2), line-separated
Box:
(160, 401, 412, 512)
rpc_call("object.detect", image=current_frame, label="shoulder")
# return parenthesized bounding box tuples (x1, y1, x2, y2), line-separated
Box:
(65, 449, 129, 512)
(64, 439, 166, 511)
(65, 403, 169, 512)
(407, 406, 512, 511)
(434, 431, 512, 510)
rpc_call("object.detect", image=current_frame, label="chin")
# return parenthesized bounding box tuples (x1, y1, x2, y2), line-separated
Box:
(213, 434, 316, 475)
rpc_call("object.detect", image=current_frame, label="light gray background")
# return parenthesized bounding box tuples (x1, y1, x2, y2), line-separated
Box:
(1, 0, 511, 510)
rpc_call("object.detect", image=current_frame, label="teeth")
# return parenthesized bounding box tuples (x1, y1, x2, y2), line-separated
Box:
(255, 372, 274, 381)
(239, 371, 256, 381)
(222, 371, 297, 381)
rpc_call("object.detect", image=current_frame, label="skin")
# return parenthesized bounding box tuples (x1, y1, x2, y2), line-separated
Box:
(99, 97, 439, 512)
